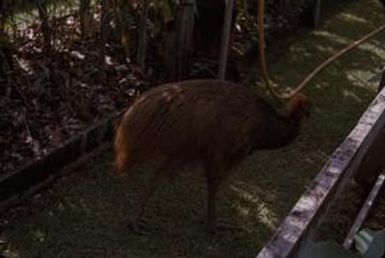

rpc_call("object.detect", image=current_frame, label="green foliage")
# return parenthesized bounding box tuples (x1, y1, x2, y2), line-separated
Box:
(297, 229, 385, 258)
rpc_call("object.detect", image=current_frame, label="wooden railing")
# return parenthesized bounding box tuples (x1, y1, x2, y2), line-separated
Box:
(256, 85, 385, 258)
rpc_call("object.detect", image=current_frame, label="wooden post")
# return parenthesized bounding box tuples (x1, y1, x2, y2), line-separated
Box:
(80, 0, 92, 38)
(99, 0, 110, 77)
(313, 0, 322, 27)
(218, 0, 234, 80)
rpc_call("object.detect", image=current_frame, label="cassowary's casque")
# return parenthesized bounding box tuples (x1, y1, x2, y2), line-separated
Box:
(114, 79, 310, 232)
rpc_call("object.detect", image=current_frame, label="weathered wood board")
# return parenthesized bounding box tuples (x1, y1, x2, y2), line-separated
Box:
(354, 118, 385, 191)
(0, 113, 119, 212)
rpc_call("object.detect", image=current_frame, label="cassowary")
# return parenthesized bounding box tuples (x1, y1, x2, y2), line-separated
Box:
(114, 79, 311, 232)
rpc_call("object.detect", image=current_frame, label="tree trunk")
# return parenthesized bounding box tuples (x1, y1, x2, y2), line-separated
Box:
(99, 0, 110, 79)
(136, 0, 149, 70)
(0, 1, 5, 35)
(80, 0, 92, 38)
(173, 0, 195, 81)
(313, 0, 322, 27)
(0, 37, 14, 97)
(218, 0, 234, 80)
(115, 0, 132, 59)
(37, 1, 51, 56)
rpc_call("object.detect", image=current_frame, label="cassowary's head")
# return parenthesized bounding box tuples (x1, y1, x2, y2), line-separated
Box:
(285, 93, 311, 122)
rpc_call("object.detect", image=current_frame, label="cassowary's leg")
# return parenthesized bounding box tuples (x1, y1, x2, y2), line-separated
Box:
(205, 161, 237, 233)
(129, 170, 164, 233)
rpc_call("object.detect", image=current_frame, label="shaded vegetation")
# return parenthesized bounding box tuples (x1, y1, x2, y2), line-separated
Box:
(0, 0, 322, 175)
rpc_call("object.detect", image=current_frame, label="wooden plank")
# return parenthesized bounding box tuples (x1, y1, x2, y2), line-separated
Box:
(354, 123, 385, 191)
(256, 87, 385, 258)
(343, 171, 385, 249)
(0, 113, 120, 212)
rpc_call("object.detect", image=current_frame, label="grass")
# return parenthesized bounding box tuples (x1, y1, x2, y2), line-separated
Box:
(2, 0, 385, 257)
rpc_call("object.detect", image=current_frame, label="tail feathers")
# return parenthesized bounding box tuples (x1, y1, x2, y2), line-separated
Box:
(114, 125, 131, 174)
(114, 149, 129, 174)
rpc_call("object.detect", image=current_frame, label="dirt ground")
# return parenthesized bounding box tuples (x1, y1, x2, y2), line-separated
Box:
(1, 0, 385, 257)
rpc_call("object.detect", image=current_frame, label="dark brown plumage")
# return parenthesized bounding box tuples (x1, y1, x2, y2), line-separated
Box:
(114, 79, 310, 232)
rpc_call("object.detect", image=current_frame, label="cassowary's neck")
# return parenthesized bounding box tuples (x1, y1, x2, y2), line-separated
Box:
(252, 107, 303, 151)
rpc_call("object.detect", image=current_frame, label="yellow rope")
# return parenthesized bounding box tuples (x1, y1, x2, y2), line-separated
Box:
(257, 0, 385, 100)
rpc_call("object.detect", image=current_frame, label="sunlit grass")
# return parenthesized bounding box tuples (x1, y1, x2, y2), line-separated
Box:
(339, 13, 368, 24)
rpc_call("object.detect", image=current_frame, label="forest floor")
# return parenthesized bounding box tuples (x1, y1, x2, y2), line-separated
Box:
(1, 0, 385, 257)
